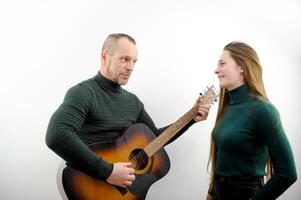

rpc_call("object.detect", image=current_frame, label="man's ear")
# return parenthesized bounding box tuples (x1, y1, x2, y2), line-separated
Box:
(101, 51, 107, 63)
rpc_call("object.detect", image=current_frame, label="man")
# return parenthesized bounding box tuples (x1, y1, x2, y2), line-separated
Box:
(46, 33, 210, 189)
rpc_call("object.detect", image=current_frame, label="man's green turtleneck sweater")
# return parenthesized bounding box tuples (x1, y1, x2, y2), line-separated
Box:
(213, 85, 297, 199)
(46, 72, 194, 180)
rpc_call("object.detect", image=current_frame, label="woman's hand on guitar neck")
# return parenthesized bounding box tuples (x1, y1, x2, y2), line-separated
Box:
(106, 162, 136, 188)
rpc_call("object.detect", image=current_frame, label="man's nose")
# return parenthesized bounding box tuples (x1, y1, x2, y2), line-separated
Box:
(125, 62, 134, 71)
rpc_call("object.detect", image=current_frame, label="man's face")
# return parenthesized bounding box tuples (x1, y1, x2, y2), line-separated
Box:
(104, 38, 138, 85)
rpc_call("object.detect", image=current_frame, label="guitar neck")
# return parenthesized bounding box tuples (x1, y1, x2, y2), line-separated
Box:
(144, 106, 197, 157)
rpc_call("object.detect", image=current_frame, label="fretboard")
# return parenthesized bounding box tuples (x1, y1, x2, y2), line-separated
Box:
(144, 106, 197, 157)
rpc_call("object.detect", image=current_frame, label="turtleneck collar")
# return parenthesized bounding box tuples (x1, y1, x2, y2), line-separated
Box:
(95, 71, 122, 93)
(227, 84, 251, 105)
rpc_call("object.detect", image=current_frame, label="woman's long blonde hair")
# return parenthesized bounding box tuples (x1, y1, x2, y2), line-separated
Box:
(208, 42, 273, 191)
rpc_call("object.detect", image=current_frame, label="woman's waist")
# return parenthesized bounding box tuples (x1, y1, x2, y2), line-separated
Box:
(215, 174, 264, 185)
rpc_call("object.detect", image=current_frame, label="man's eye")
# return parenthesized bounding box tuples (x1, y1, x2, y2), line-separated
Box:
(120, 58, 129, 63)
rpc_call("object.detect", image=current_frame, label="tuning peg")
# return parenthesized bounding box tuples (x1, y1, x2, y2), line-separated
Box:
(199, 92, 202, 96)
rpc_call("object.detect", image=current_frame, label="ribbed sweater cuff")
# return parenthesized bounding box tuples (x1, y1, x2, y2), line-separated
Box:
(98, 160, 114, 180)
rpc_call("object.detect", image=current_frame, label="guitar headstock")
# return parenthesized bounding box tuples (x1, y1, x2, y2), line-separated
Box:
(199, 85, 219, 105)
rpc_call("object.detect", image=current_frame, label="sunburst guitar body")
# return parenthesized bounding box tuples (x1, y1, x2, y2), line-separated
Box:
(62, 123, 170, 200)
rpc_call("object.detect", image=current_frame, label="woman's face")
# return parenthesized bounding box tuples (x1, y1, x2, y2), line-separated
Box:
(215, 50, 245, 90)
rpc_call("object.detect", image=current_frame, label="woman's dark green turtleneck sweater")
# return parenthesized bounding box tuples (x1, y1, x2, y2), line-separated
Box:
(213, 84, 297, 199)
(46, 72, 194, 181)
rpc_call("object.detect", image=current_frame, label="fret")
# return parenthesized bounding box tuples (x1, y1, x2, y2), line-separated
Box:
(144, 86, 218, 157)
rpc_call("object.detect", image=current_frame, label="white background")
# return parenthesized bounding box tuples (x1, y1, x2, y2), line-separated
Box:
(0, 0, 300, 199)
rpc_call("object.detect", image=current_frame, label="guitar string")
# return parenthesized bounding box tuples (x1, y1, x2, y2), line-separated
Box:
(129, 139, 160, 169)
(129, 128, 173, 169)
(128, 113, 194, 169)
(129, 148, 148, 169)
(126, 126, 169, 169)
(130, 138, 167, 169)
(129, 91, 216, 169)
(130, 95, 216, 169)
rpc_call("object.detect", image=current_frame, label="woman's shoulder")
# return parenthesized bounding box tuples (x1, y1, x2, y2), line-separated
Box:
(252, 97, 279, 119)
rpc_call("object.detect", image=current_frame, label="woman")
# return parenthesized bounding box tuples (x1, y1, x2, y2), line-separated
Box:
(206, 42, 297, 200)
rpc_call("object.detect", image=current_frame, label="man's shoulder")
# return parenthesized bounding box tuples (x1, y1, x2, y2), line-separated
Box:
(66, 75, 98, 97)
(121, 88, 140, 101)
(78, 74, 98, 87)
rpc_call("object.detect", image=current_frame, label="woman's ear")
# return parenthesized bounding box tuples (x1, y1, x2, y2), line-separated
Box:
(239, 65, 244, 73)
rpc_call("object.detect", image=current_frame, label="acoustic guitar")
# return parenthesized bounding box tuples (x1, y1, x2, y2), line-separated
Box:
(62, 86, 218, 200)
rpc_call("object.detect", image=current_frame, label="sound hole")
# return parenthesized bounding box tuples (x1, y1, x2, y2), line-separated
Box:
(129, 149, 149, 170)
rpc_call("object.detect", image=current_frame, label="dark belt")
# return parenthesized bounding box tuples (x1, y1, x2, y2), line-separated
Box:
(213, 175, 264, 200)
(216, 175, 263, 184)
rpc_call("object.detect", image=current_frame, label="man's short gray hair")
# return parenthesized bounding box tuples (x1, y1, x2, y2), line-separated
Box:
(101, 33, 136, 55)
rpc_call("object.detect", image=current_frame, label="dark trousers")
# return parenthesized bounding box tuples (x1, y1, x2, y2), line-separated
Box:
(212, 176, 264, 200)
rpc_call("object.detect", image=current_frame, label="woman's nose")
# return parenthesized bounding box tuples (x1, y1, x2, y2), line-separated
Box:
(214, 67, 220, 74)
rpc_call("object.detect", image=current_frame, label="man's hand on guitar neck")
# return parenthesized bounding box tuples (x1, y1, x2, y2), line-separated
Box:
(194, 104, 210, 122)
(194, 96, 211, 122)
(106, 162, 136, 188)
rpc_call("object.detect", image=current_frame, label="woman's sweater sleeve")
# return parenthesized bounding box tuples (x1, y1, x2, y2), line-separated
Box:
(252, 103, 297, 200)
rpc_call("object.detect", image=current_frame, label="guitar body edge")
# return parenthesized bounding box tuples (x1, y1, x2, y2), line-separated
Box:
(62, 123, 171, 200)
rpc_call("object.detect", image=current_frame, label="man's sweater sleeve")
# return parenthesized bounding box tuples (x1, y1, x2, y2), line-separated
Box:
(45, 85, 113, 180)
